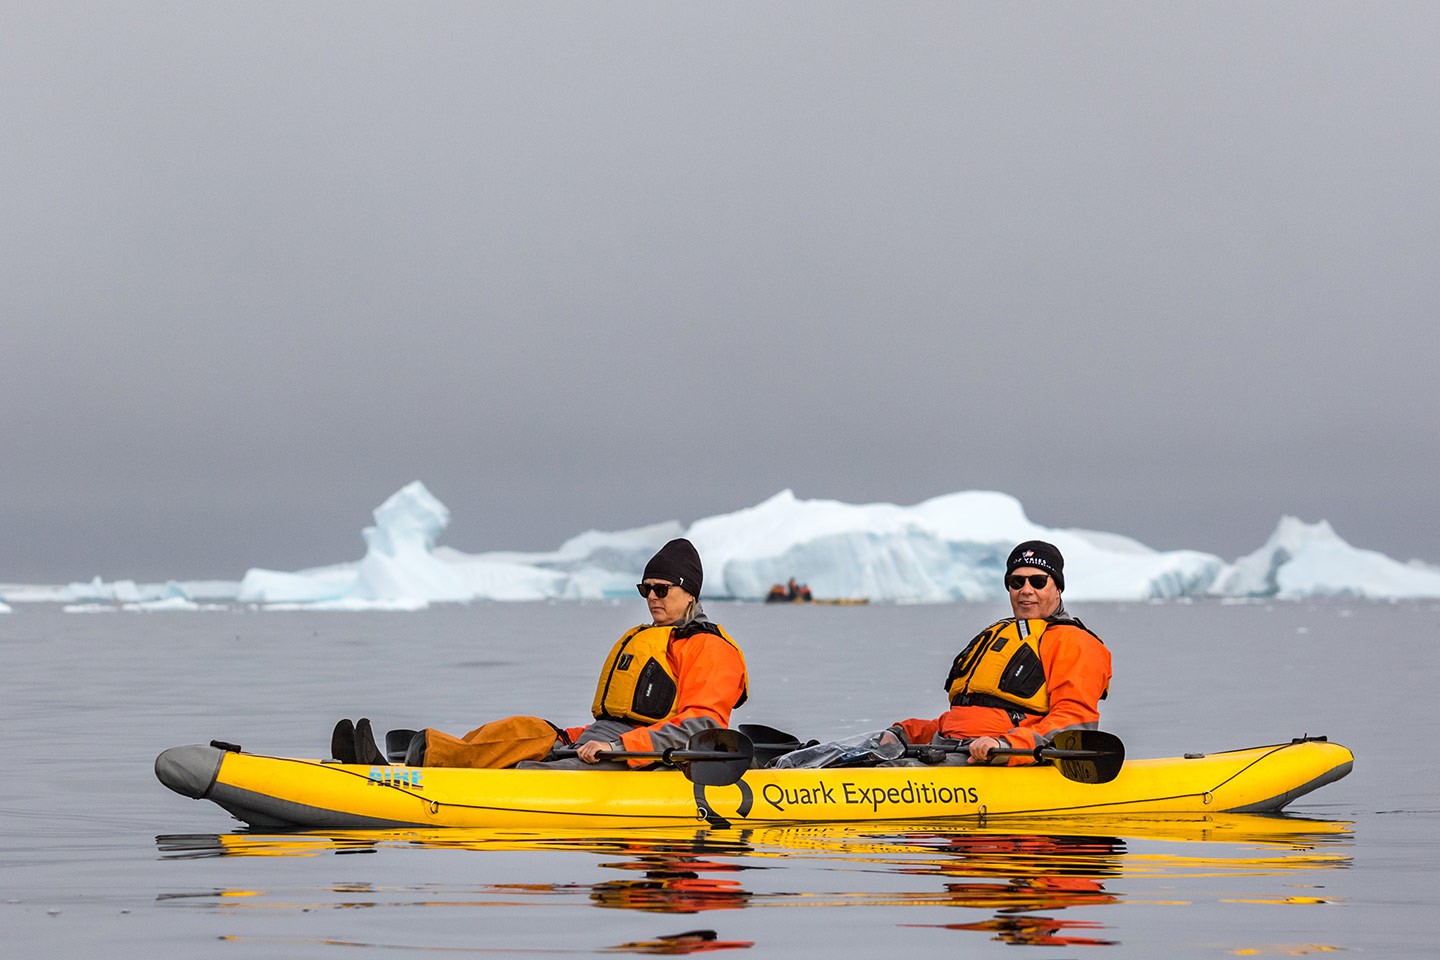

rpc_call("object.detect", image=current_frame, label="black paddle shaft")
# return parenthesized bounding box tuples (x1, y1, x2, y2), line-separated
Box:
(906, 730, 1126, 784)
(552, 729, 754, 786)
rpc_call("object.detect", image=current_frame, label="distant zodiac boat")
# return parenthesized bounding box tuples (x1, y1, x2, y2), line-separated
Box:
(155, 734, 1352, 830)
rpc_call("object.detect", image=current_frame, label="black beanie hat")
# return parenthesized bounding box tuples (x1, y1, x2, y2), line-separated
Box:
(643, 538, 703, 597)
(1006, 540, 1065, 592)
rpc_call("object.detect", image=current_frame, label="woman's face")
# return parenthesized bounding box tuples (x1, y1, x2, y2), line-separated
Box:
(641, 579, 694, 626)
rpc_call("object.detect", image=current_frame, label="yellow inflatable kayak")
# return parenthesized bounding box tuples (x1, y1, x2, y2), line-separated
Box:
(155, 735, 1351, 830)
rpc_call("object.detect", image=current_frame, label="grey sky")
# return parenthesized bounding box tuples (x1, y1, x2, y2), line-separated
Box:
(4, 3, 1438, 583)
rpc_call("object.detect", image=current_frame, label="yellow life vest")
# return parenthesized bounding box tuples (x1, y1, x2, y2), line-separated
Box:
(590, 622, 746, 724)
(944, 618, 1053, 716)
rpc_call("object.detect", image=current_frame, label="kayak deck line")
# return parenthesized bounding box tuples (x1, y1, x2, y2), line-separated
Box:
(155, 737, 1354, 831)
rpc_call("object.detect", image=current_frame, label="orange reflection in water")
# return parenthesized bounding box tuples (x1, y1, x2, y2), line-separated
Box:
(554, 834, 760, 914)
(910, 913, 1118, 947)
(608, 928, 754, 954)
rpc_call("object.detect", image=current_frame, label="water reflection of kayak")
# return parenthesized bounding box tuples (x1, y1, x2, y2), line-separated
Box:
(157, 812, 1351, 939)
(158, 810, 1353, 859)
(155, 736, 1352, 831)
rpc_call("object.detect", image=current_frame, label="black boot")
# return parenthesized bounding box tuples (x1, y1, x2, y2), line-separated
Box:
(404, 730, 427, 767)
(353, 718, 387, 765)
(331, 719, 357, 763)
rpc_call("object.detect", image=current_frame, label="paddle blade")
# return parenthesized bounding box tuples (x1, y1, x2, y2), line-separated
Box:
(1049, 729, 1125, 784)
(1054, 729, 1125, 757)
(680, 729, 754, 787)
(738, 723, 804, 748)
(738, 723, 805, 767)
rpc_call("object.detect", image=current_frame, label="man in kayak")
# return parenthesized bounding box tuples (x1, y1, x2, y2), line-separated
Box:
(331, 538, 749, 769)
(886, 540, 1111, 766)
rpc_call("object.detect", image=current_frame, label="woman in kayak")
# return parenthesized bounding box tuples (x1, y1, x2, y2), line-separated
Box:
(885, 540, 1112, 766)
(331, 537, 749, 769)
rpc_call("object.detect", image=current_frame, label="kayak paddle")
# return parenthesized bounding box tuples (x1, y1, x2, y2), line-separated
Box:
(556, 728, 755, 786)
(909, 729, 1125, 784)
(751, 724, 1125, 783)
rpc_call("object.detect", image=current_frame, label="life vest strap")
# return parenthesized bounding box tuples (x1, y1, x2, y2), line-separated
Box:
(954, 692, 1045, 715)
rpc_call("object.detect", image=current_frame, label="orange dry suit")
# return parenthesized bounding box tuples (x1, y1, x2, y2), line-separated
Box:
(569, 618, 749, 767)
(892, 613, 1111, 765)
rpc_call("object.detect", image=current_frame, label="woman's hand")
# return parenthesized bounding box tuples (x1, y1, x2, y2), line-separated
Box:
(576, 740, 615, 764)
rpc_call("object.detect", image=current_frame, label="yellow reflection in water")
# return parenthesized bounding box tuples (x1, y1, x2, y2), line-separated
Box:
(157, 812, 1351, 950)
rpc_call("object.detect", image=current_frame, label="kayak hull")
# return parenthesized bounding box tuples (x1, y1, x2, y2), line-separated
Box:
(156, 737, 1352, 830)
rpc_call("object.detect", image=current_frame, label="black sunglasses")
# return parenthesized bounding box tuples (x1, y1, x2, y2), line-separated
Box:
(636, 582, 677, 599)
(1006, 574, 1051, 591)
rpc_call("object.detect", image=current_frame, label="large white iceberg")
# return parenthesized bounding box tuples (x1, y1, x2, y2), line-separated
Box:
(686, 490, 1222, 602)
(12, 481, 1440, 609)
(229, 482, 1440, 606)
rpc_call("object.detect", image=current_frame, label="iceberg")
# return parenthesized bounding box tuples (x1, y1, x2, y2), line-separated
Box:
(234, 481, 665, 607)
(68, 576, 147, 604)
(222, 483, 1440, 606)
(9, 481, 1440, 609)
(224, 484, 1231, 607)
(686, 490, 1222, 602)
(3, 577, 239, 607)
(235, 481, 476, 606)
(237, 565, 357, 604)
(351, 481, 472, 602)
(53, 577, 240, 606)
(1209, 516, 1440, 599)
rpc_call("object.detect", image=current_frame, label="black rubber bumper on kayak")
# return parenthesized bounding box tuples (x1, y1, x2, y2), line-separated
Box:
(1225, 756, 1355, 813)
(154, 744, 422, 829)
(155, 744, 225, 800)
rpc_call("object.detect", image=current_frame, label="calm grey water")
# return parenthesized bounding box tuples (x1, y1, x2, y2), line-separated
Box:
(3, 599, 1437, 957)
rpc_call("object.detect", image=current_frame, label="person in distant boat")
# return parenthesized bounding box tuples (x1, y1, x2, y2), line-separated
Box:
(883, 540, 1111, 766)
(330, 538, 749, 770)
(766, 578, 814, 602)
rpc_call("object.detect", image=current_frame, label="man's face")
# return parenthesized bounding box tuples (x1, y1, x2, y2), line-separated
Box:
(1007, 567, 1061, 619)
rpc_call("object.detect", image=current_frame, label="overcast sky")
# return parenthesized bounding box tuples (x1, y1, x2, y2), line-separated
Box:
(4, 2, 1438, 583)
